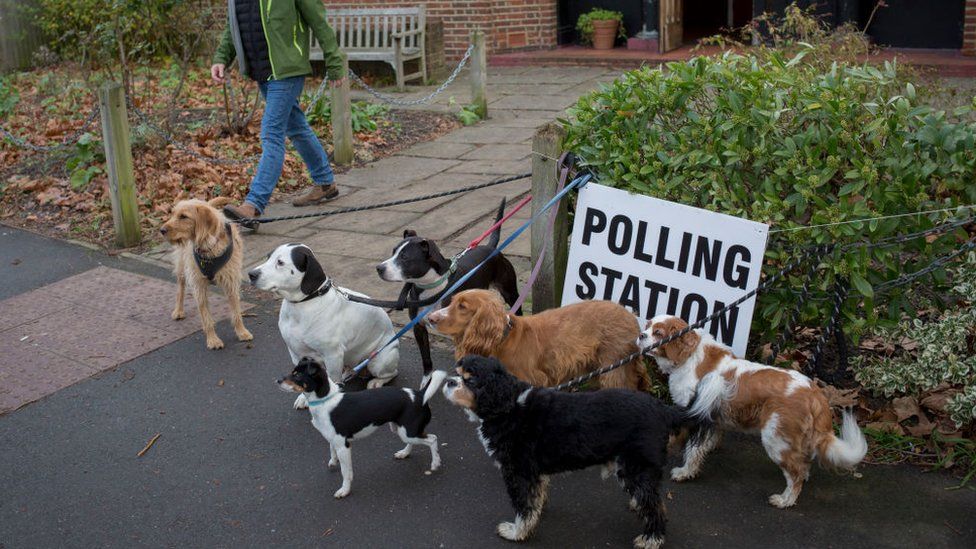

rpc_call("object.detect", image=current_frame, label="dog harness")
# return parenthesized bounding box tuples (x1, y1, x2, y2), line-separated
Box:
(193, 224, 235, 282)
(298, 279, 333, 303)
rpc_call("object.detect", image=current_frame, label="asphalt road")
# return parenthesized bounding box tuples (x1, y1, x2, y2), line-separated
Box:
(1, 227, 974, 548)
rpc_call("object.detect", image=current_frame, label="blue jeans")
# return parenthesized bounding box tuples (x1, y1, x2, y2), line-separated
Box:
(245, 75, 334, 213)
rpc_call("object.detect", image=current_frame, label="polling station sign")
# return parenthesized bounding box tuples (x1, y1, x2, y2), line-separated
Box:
(561, 183, 769, 357)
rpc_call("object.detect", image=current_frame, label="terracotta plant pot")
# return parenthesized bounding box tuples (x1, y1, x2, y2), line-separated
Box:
(591, 19, 619, 50)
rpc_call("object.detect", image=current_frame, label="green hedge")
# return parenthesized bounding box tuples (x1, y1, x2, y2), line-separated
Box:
(562, 51, 976, 344)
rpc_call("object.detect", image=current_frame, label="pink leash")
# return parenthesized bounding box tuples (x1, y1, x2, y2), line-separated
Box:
(510, 153, 571, 314)
(466, 194, 533, 250)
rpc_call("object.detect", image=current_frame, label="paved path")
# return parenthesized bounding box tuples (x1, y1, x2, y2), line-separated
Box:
(140, 66, 620, 322)
(2, 228, 975, 548)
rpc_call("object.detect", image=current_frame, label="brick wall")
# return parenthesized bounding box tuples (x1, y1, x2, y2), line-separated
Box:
(965, 0, 976, 55)
(320, 1, 557, 60)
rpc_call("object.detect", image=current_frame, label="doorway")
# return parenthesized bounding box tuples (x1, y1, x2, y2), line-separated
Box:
(661, 0, 753, 52)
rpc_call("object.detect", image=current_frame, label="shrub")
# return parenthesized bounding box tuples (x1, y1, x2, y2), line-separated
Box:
(854, 253, 976, 427)
(575, 8, 627, 46)
(303, 94, 391, 134)
(562, 49, 976, 344)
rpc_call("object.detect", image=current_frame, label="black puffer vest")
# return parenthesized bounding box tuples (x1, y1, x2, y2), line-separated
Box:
(235, 0, 272, 82)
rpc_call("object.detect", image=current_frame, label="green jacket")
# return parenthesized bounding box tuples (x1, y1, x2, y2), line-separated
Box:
(214, 0, 345, 81)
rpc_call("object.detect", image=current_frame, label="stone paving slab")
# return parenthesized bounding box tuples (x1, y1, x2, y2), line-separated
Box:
(400, 141, 478, 159)
(446, 158, 532, 175)
(311, 207, 423, 236)
(436, 125, 537, 145)
(490, 94, 580, 111)
(0, 267, 253, 414)
(458, 144, 531, 161)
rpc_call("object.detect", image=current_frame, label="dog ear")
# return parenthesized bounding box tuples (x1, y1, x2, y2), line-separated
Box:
(403, 229, 417, 238)
(459, 295, 508, 357)
(467, 356, 520, 417)
(193, 203, 222, 248)
(663, 319, 701, 365)
(291, 246, 327, 296)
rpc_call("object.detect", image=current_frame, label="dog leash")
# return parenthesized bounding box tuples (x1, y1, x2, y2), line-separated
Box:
(342, 173, 591, 384)
(411, 194, 533, 292)
(509, 153, 573, 313)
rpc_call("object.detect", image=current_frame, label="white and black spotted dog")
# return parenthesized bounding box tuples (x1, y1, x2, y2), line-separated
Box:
(375, 198, 521, 380)
(278, 357, 447, 499)
(250, 243, 399, 407)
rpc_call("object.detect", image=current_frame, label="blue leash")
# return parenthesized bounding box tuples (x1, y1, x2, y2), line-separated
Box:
(342, 173, 591, 383)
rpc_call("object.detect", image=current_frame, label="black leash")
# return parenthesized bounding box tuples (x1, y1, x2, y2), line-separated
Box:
(194, 224, 235, 282)
(229, 172, 532, 225)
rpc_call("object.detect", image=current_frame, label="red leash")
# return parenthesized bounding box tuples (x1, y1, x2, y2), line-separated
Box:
(466, 194, 532, 250)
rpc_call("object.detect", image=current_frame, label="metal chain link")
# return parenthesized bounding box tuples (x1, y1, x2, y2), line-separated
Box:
(127, 97, 258, 166)
(554, 246, 820, 391)
(304, 76, 330, 114)
(809, 279, 851, 376)
(872, 236, 976, 294)
(0, 106, 99, 152)
(347, 44, 473, 106)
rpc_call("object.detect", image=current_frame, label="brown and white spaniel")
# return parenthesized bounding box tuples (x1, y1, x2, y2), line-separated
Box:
(427, 289, 649, 390)
(637, 315, 867, 508)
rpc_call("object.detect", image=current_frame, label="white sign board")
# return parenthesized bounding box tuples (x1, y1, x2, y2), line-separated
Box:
(561, 183, 769, 357)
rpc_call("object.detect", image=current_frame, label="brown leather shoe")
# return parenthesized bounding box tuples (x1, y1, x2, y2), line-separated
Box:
(292, 184, 339, 207)
(223, 202, 259, 220)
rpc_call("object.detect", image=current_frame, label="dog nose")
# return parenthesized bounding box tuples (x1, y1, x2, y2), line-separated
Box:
(376, 264, 385, 275)
(638, 332, 648, 342)
(275, 378, 283, 384)
(248, 269, 260, 283)
(159, 227, 168, 236)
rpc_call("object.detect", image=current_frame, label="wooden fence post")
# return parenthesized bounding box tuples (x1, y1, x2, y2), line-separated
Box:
(469, 30, 488, 119)
(332, 53, 354, 166)
(98, 82, 141, 248)
(530, 122, 568, 313)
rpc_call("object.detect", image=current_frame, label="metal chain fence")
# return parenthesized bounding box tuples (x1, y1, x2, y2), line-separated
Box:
(347, 43, 474, 106)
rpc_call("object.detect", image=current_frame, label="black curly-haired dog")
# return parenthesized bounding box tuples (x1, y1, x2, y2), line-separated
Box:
(442, 355, 696, 549)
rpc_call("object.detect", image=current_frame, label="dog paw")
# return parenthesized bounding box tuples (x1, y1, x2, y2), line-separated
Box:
(496, 522, 524, 541)
(206, 337, 225, 350)
(367, 378, 390, 389)
(171, 309, 185, 321)
(333, 487, 350, 499)
(236, 329, 253, 342)
(768, 494, 795, 509)
(293, 394, 309, 410)
(429, 458, 441, 472)
(670, 466, 695, 482)
(633, 535, 664, 549)
(394, 449, 411, 460)
(328, 459, 338, 469)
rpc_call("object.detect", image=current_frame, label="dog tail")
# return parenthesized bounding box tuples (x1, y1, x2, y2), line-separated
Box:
(421, 370, 448, 405)
(486, 198, 506, 250)
(208, 196, 234, 209)
(686, 372, 735, 423)
(817, 408, 868, 470)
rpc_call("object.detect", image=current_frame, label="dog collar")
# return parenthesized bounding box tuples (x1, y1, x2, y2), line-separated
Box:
(414, 257, 459, 290)
(306, 393, 338, 407)
(297, 279, 333, 303)
(194, 224, 234, 282)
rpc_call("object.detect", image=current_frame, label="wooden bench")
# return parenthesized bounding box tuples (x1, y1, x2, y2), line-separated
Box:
(310, 6, 427, 91)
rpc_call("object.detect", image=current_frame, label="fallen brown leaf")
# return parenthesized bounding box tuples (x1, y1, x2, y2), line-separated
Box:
(866, 421, 902, 434)
(822, 384, 859, 408)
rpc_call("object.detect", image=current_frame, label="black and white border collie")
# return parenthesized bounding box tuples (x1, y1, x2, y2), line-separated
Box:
(278, 357, 448, 499)
(375, 198, 522, 379)
(442, 355, 695, 549)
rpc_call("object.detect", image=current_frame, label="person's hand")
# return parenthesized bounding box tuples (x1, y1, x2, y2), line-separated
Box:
(329, 77, 348, 89)
(211, 64, 226, 84)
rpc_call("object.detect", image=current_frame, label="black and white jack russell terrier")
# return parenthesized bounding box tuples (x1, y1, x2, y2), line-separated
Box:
(375, 198, 522, 379)
(277, 357, 448, 499)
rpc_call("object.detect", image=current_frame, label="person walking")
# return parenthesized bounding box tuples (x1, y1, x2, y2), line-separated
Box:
(212, 0, 346, 221)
